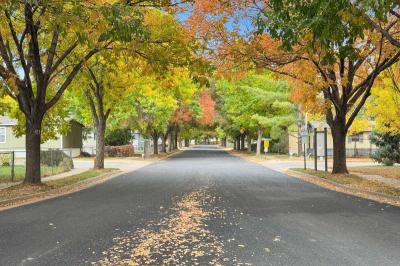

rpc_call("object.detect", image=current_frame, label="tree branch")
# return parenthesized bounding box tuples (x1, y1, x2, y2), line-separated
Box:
(45, 48, 99, 110)
(44, 28, 59, 79)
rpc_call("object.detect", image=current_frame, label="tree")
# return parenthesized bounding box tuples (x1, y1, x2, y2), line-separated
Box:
(130, 73, 179, 155)
(366, 64, 400, 135)
(167, 69, 202, 151)
(370, 132, 400, 166)
(0, 1, 150, 183)
(215, 72, 296, 155)
(355, 1, 400, 49)
(253, 1, 400, 173)
(188, 0, 400, 173)
(70, 55, 138, 168)
(197, 90, 216, 126)
(69, 8, 197, 166)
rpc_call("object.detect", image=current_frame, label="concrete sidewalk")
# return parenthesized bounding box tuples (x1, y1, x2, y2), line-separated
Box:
(256, 158, 378, 172)
(73, 157, 153, 172)
(0, 157, 154, 191)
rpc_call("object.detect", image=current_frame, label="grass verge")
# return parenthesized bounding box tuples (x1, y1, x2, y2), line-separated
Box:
(291, 168, 400, 197)
(0, 165, 70, 183)
(349, 166, 400, 180)
(0, 169, 115, 203)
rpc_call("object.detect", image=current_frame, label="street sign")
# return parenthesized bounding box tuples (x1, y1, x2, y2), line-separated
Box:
(264, 140, 270, 153)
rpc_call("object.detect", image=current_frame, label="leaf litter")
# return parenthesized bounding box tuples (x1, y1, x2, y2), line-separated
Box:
(93, 187, 226, 265)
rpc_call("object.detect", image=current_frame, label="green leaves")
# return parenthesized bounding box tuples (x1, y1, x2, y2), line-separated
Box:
(215, 72, 296, 139)
(101, 4, 148, 43)
(260, 0, 370, 61)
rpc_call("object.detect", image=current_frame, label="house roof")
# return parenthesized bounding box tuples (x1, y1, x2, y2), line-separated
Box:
(0, 115, 84, 127)
(0, 116, 17, 126)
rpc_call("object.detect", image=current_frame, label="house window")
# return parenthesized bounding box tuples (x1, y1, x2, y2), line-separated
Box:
(0, 127, 6, 143)
(348, 133, 364, 143)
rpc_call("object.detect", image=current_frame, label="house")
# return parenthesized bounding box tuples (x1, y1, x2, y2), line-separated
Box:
(81, 128, 97, 155)
(82, 129, 145, 155)
(288, 121, 377, 157)
(0, 116, 83, 158)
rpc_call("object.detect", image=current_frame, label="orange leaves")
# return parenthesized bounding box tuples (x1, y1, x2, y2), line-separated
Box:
(197, 91, 216, 125)
(172, 106, 193, 123)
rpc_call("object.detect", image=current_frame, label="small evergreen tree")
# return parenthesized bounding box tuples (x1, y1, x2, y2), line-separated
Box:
(370, 132, 400, 166)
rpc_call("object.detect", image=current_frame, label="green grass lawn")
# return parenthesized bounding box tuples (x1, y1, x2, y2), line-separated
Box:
(0, 165, 69, 183)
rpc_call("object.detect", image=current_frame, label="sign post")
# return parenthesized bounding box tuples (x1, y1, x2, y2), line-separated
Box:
(324, 127, 328, 172)
(301, 129, 308, 170)
(263, 140, 270, 153)
(314, 128, 317, 171)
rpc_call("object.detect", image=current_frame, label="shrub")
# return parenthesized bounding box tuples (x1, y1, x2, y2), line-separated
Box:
(0, 154, 11, 166)
(105, 145, 135, 157)
(105, 128, 132, 146)
(60, 157, 74, 171)
(370, 132, 400, 166)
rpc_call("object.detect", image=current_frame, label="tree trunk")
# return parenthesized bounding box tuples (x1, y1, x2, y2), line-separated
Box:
(168, 132, 172, 152)
(152, 132, 159, 155)
(240, 134, 245, 150)
(256, 128, 262, 156)
(221, 137, 227, 147)
(161, 134, 167, 153)
(247, 136, 252, 153)
(174, 131, 178, 149)
(331, 121, 348, 174)
(24, 119, 42, 184)
(94, 120, 106, 169)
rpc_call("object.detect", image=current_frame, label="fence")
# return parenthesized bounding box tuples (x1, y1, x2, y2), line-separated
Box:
(0, 149, 74, 183)
(306, 148, 377, 157)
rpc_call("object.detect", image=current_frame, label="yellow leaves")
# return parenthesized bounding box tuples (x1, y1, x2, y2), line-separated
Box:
(366, 82, 400, 135)
(143, 85, 155, 97)
(0, 95, 15, 114)
(361, 64, 400, 135)
(348, 117, 370, 135)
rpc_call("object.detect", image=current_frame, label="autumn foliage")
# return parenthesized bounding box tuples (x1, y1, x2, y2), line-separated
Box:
(197, 91, 216, 125)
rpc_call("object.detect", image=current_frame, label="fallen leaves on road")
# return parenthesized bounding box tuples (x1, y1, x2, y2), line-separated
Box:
(94, 188, 225, 265)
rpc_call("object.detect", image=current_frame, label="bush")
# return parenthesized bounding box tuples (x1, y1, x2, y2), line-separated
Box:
(105, 145, 135, 157)
(60, 157, 74, 171)
(41, 150, 73, 167)
(0, 154, 11, 166)
(105, 128, 132, 146)
(370, 132, 400, 166)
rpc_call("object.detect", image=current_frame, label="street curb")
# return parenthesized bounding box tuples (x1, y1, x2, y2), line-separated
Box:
(0, 170, 123, 211)
(145, 148, 184, 162)
(286, 169, 400, 207)
(0, 150, 186, 212)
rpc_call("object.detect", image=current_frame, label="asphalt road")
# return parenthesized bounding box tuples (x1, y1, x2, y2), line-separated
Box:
(0, 146, 399, 266)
